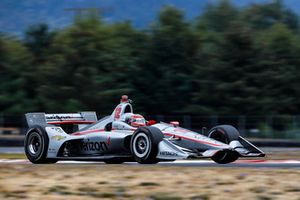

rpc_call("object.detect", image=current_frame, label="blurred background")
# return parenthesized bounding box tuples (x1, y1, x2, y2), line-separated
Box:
(0, 0, 300, 142)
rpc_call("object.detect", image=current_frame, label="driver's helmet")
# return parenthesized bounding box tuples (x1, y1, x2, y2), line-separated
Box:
(121, 113, 146, 127)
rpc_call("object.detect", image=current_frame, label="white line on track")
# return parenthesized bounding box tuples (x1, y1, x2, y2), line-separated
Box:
(1, 159, 300, 164)
(237, 160, 300, 164)
(173, 160, 300, 164)
(0, 159, 28, 163)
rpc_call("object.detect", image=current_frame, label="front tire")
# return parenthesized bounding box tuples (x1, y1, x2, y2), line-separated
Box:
(210, 150, 239, 164)
(24, 126, 57, 164)
(130, 127, 164, 164)
(208, 125, 240, 164)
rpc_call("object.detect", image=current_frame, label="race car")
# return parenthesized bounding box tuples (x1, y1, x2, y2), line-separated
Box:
(24, 95, 265, 164)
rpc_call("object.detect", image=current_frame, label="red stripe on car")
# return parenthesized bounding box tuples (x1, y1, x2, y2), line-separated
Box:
(163, 132, 223, 147)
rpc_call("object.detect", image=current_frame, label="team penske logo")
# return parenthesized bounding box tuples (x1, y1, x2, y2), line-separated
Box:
(46, 115, 71, 120)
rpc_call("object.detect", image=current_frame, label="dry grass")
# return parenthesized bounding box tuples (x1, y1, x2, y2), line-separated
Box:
(0, 153, 26, 159)
(0, 164, 299, 200)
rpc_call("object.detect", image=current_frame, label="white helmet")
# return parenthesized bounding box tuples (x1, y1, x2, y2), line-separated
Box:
(121, 113, 146, 127)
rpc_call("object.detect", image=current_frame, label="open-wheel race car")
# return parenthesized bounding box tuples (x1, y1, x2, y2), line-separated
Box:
(24, 95, 265, 164)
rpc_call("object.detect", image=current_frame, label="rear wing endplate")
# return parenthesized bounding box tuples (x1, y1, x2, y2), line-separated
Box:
(25, 112, 97, 127)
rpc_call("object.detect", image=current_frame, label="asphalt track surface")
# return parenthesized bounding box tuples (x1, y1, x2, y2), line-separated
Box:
(0, 159, 300, 168)
(1, 147, 300, 168)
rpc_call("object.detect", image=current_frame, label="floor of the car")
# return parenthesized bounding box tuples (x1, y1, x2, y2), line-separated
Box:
(55, 155, 133, 161)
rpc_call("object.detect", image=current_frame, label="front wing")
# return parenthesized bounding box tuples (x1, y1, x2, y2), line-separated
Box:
(156, 137, 265, 160)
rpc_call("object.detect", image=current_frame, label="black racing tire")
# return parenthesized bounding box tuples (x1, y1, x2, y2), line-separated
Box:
(210, 150, 239, 164)
(208, 125, 240, 144)
(208, 125, 240, 164)
(130, 127, 164, 164)
(24, 126, 57, 164)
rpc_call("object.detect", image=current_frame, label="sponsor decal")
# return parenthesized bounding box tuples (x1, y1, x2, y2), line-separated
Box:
(159, 151, 178, 156)
(80, 140, 108, 151)
(51, 135, 66, 141)
(106, 137, 111, 146)
(114, 106, 122, 119)
(48, 148, 56, 153)
(46, 115, 71, 120)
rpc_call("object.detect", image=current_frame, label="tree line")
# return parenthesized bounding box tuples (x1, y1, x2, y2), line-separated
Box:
(1, 0, 300, 115)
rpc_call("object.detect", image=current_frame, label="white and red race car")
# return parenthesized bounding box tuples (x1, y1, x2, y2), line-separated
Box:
(24, 95, 265, 164)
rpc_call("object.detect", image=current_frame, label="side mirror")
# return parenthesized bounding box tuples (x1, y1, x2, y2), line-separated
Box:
(170, 121, 179, 127)
(147, 120, 156, 126)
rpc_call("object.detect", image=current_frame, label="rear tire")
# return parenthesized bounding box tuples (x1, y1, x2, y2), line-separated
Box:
(208, 125, 240, 164)
(130, 127, 164, 164)
(24, 126, 57, 164)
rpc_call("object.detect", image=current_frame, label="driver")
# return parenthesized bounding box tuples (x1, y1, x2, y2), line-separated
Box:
(121, 113, 146, 127)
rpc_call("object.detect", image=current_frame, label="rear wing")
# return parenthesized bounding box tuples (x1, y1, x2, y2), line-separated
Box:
(25, 112, 97, 128)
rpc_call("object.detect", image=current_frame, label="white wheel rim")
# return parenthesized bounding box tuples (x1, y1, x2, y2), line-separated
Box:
(133, 132, 150, 158)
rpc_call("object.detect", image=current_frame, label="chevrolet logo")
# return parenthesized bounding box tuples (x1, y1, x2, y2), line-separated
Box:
(51, 135, 66, 141)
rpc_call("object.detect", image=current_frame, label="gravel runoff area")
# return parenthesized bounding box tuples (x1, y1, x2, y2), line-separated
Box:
(0, 148, 299, 200)
(0, 164, 299, 200)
